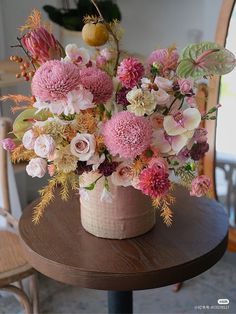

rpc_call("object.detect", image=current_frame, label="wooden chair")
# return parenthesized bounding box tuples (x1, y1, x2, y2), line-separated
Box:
(203, 0, 236, 253)
(0, 117, 39, 314)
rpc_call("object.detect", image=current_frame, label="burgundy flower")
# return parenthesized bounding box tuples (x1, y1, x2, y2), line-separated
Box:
(98, 160, 119, 177)
(116, 87, 131, 106)
(190, 142, 209, 161)
(75, 161, 93, 175)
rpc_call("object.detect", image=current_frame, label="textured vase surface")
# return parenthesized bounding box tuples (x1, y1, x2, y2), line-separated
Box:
(80, 173, 156, 239)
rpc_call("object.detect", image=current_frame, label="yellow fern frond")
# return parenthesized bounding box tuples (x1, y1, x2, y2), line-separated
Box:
(160, 205, 173, 227)
(132, 158, 145, 175)
(11, 104, 34, 113)
(1, 94, 34, 105)
(11, 145, 36, 163)
(19, 9, 42, 32)
(159, 194, 175, 227)
(32, 176, 58, 224)
(32, 172, 80, 224)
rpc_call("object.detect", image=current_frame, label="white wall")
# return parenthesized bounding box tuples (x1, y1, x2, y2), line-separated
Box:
(117, 0, 222, 56)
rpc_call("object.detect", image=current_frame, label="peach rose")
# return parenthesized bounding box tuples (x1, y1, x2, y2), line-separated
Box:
(70, 133, 96, 161)
(111, 161, 134, 187)
(22, 129, 37, 150)
(26, 158, 47, 178)
(34, 135, 56, 158)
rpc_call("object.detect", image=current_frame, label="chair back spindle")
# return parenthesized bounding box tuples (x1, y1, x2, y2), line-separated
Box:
(0, 118, 11, 213)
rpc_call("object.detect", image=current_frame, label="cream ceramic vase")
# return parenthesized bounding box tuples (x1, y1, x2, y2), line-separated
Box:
(80, 173, 156, 239)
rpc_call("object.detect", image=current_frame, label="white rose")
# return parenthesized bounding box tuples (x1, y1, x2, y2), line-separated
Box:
(154, 77, 173, 91)
(70, 133, 96, 161)
(22, 129, 36, 150)
(26, 158, 47, 178)
(153, 88, 170, 106)
(111, 162, 133, 187)
(34, 135, 56, 158)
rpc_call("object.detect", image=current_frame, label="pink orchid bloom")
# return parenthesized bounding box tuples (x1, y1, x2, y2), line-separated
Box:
(65, 44, 90, 66)
(164, 108, 201, 136)
(152, 129, 190, 154)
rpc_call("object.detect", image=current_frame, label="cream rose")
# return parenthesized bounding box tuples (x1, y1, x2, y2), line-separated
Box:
(34, 135, 56, 158)
(111, 162, 134, 187)
(126, 88, 157, 116)
(26, 158, 47, 178)
(22, 129, 37, 150)
(70, 133, 96, 161)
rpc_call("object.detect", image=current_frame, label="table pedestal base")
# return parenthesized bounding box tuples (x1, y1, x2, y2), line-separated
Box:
(108, 291, 133, 314)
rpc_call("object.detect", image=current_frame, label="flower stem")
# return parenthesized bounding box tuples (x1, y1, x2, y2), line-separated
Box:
(90, 0, 120, 75)
(15, 37, 36, 70)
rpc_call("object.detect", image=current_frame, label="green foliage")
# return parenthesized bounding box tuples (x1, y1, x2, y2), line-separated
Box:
(177, 41, 236, 79)
(43, 0, 122, 31)
(13, 108, 51, 139)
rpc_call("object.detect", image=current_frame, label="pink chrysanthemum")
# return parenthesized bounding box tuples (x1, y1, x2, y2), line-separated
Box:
(79, 67, 113, 104)
(117, 57, 144, 88)
(103, 111, 152, 159)
(139, 166, 171, 198)
(31, 60, 80, 101)
(147, 48, 179, 72)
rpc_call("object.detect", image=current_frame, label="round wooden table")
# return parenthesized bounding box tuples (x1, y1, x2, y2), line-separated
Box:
(19, 185, 228, 314)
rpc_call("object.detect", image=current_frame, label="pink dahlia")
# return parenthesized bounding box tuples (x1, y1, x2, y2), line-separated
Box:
(103, 111, 152, 159)
(31, 60, 81, 101)
(79, 67, 113, 104)
(117, 57, 144, 88)
(22, 27, 61, 63)
(147, 48, 179, 72)
(139, 166, 171, 198)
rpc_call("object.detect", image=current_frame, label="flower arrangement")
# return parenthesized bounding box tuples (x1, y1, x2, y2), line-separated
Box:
(1, 3, 235, 227)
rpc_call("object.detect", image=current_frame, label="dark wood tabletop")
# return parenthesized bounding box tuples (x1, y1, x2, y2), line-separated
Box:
(19, 185, 228, 291)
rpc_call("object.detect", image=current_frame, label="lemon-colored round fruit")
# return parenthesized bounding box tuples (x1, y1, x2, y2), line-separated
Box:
(82, 22, 109, 47)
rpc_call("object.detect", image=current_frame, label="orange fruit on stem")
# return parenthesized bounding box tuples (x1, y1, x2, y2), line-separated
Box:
(82, 22, 109, 47)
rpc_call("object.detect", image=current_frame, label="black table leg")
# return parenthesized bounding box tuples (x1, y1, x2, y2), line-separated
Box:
(108, 291, 133, 314)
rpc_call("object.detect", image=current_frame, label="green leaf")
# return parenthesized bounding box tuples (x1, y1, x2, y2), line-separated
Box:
(13, 109, 52, 139)
(84, 182, 95, 190)
(177, 41, 236, 79)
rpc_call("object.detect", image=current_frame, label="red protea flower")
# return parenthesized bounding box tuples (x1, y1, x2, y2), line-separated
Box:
(22, 26, 61, 63)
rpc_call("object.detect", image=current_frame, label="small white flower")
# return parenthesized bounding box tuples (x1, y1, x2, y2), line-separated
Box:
(131, 176, 141, 190)
(152, 88, 170, 106)
(100, 187, 114, 203)
(66, 87, 94, 114)
(154, 76, 173, 91)
(79, 187, 90, 201)
(141, 77, 151, 90)
(33, 97, 51, 113)
(70, 133, 96, 161)
(87, 153, 105, 171)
